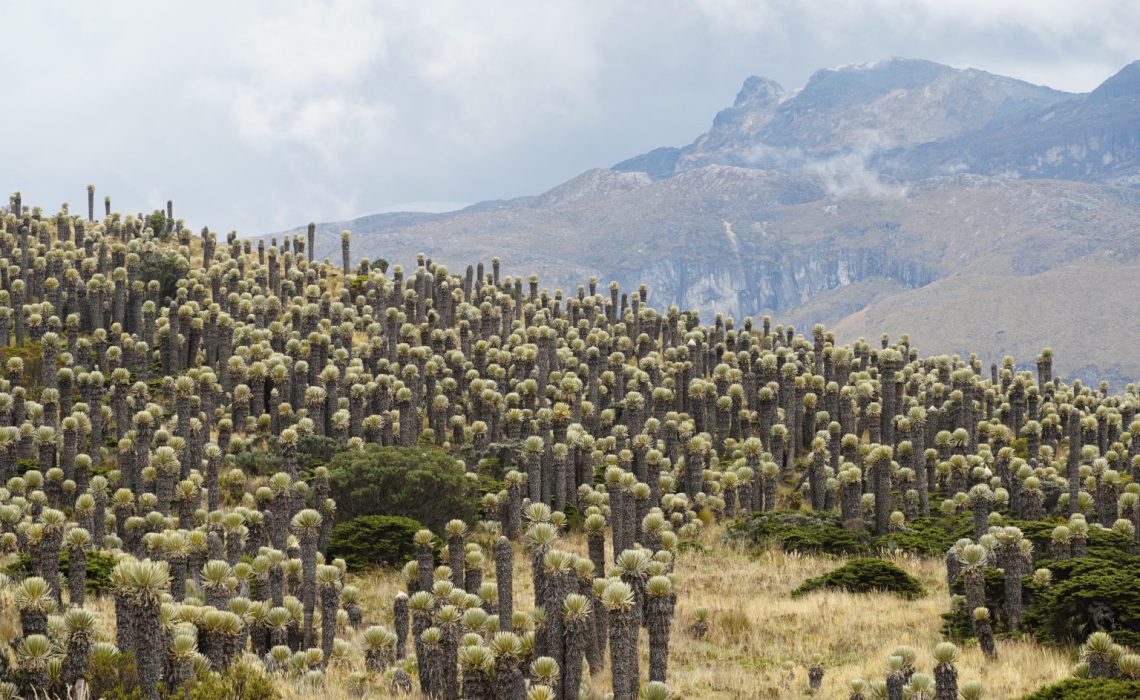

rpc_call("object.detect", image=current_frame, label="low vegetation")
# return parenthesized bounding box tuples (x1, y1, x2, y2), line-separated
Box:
(325, 444, 481, 529)
(326, 514, 423, 572)
(1016, 678, 1140, 699)
(791, 558, 924, 600)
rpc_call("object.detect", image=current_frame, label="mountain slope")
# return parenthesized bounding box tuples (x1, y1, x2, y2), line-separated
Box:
(284, 58, 1140, 383)
(616, 58, 1072, 180)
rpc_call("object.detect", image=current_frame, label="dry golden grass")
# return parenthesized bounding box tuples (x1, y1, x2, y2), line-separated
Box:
(264, 524, 1073, 699)
(664, 538, 1072, 699)
(0, 516, 1071, 698)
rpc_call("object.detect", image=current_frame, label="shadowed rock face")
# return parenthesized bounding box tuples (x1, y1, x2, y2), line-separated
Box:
(279, 59, 1140, 384)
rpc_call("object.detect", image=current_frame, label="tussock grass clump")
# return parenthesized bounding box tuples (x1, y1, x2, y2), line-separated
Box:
(715, 608, 752, 638)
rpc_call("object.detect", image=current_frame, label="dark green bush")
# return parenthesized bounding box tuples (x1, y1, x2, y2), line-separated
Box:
(347, 275, 370, 298)
(1022, 549, 1140, 648)
(792, 558, 925, 599)
(873, 513, 973, 557)
(731, 510, 870, 555)
(1011, 437, 1030, 461)
(3, 549, 118, 594)
(295, 434, 348, 475)
(145, 210, 169, 237)
(231, 445, 283, 477)
(327, 514, 424, 572)
(940, 531, 1140, 648)
(476, 440, 523, 479)
(1008, 519, 1137, 564)
(233, 434, 347, 478)
(75, 549, 118, 594)
(1016, 678, 1140, 699)
(138, 249, 187, 301)
(326, 444, 479, 531)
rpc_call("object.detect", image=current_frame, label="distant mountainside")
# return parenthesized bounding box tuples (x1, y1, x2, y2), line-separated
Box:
(281, 58, 1140, 385)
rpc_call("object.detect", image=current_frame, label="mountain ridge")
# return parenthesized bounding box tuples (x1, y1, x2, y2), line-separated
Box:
(278, 57, 1140, 384)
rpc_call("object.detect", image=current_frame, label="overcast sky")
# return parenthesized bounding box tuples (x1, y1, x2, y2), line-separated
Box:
(3, 1, 1137, 234)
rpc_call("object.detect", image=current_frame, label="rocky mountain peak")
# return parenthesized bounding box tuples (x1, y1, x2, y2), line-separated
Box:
(732, 75, 786, 109)
(1091, 59, 1140, 100)
(794, 57, 954, 110)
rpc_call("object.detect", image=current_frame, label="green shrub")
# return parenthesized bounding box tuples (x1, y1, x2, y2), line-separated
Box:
(792, 558, 925, 599)
(731, 510, 870, 555)
(326, 444, 479, 531)
(347, 275, 370, 298)
(1008, 519, 1137, 565)
(75, 549, 118, 595)
(1016, 678, 1140, 699)
(87, 649, 142, 700)
(1011, 437, 1030, 461)
(3, 549, 118, 594)
(145, 210, 169, 237)
(233, 434, 347, 478)
(327, 514, 424, 572)
(189, 658, 280, 700)
(942, 540, 1140, 648)
(231, 444, 283, 477)
(873, 513, 973, 557)
(295, 434, 348, 475)
(138, 249, 187, 300)
(1022, 549, 1140, 648)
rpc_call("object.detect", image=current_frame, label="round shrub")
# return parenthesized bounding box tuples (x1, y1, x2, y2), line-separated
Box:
(293, 434, 349, 475)
(791, 558, 924, 599)
(327, 515, 424, 572)
(326, 444, 479, 531)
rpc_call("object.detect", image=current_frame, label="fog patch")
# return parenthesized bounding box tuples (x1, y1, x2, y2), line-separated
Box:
(804, 129, 908, 200)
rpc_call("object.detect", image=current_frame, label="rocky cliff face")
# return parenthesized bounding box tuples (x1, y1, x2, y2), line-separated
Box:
(628, 244, 935, 320)
(281, 58, 1140, 383)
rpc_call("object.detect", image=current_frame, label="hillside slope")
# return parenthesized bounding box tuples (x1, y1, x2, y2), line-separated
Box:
(281, 58, 1140, 383)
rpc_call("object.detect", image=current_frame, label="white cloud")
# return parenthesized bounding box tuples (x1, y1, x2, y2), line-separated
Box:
(0, 1, 1136, 234)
